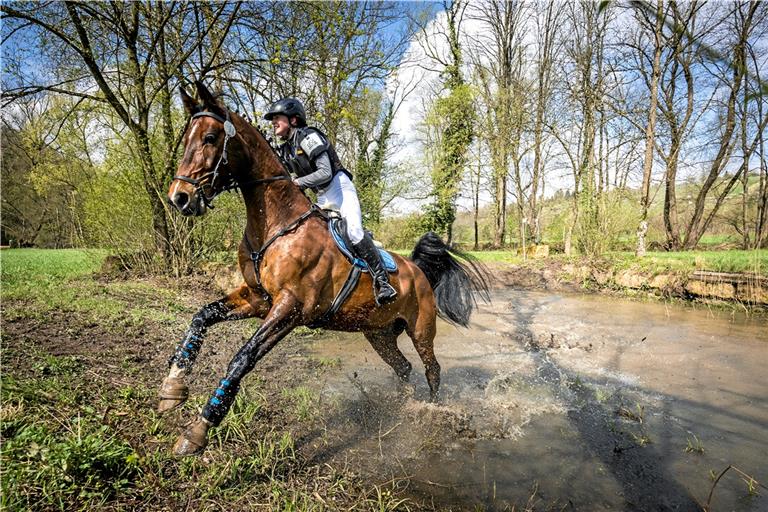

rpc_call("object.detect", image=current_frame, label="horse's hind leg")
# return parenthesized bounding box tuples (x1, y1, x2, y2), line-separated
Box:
(363, 320, 411, 383)
(406, 310, 440, 402)
(158, 284, 268, 413)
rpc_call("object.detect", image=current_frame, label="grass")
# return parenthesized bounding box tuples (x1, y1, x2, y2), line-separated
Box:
(685, 434, 705, 454)
(608, 249, 767, 274)
(281, 386, 318, 422)
(391, 244, 766, 274)
(0, 338, 413, 511)
(1, 249, 187, 328)
(1, 249, 420, 511)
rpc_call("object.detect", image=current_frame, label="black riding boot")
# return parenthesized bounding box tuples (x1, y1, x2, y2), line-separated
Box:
(353, 234, 397, 305)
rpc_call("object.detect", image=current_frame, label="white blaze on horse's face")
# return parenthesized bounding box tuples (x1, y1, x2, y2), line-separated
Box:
(169, 116, 222, 216)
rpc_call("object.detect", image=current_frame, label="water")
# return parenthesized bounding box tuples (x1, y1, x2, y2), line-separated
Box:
(303, 290, 768, 511)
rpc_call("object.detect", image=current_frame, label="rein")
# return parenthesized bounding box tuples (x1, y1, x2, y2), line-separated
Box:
(172, 110, 291, 209)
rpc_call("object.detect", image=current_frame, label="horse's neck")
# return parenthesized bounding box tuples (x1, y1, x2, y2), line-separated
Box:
(239, 129, 312, 246)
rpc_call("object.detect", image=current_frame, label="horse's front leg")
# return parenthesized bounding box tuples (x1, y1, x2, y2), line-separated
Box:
(172, 293, 302, 456)
(157, 283, 268, 413)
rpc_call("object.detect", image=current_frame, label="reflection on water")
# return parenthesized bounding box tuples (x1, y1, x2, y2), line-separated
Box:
(305, 291, 768, 511)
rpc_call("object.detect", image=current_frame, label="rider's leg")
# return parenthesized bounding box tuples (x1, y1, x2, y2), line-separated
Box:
(353, 233, 397, 305)
(332, 173, 397, 305)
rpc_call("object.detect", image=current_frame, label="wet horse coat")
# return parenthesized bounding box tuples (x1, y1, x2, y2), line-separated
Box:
(161, 82, 489, 455)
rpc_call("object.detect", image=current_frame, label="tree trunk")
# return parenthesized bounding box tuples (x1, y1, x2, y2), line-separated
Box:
(683, 3, 755, 249)
(636, 0, 664, 257)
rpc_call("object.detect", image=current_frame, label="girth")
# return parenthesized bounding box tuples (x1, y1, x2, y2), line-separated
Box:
(242, 207, 369, 328)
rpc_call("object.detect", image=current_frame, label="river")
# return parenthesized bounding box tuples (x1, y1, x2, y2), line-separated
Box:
(302, 290, 768, 511)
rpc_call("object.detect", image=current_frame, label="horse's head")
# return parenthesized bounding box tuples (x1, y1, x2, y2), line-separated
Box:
(169, 81, 247, 216)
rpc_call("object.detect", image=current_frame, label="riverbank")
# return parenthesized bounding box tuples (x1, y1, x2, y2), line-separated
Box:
(202, 248, 768, 307)
(485, 256, 768, 306)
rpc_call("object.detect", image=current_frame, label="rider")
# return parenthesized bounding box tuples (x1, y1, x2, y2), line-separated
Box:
(264, 98, 397, 306)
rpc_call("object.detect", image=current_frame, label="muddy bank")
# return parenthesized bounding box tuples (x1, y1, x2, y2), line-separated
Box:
(484, 260, 768, 306)
(200, 257, 767, 308)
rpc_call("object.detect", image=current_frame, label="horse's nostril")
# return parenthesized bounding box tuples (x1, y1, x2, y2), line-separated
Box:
(173, 192, 190, 209)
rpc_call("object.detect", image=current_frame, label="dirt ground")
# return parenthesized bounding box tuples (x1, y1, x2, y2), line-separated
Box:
(3, 268, 767, 511)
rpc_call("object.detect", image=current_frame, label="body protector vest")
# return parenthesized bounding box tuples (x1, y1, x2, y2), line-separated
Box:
(279, 127, 352, 191)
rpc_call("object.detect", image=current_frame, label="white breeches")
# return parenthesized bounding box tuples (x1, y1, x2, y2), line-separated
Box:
(316, 172, 365, 244)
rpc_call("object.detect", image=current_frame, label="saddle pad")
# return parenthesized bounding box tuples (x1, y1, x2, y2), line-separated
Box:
(329, 218, 397, 273)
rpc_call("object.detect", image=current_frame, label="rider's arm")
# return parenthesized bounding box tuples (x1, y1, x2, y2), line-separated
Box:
(294, 152, 333, 190)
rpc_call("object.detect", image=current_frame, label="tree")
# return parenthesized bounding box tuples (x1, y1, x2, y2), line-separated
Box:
(634, 0, 666, 257)
(529, 0, 564, 244)
(419, 0, 475, 243)
(682, 1, 762, 249)
(1, 95, 99, 247)
(1, 1, 240, 263)
(470, 0, 529, 248)
(560, 0, 611, 255)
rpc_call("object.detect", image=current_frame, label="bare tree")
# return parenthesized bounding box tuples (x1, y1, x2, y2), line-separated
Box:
(1, 1, 240, 263)
(530, 0, 564, 244)
(560, 1, 611, 255)
(469, 0, 529, 248)
(682, 1, 761, 249)
(634, 0, 666, 256)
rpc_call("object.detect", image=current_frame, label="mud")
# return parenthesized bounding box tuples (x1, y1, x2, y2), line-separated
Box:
(3, 285, 767, 510)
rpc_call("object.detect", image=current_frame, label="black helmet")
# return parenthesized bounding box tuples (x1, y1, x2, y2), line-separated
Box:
(264, 97, 306, 125)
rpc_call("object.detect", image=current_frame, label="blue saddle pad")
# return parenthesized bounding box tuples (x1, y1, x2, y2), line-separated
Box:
(328, 218, 397, 273)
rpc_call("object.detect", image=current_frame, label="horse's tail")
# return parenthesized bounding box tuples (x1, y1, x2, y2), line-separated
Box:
(410, 232, 491, 327)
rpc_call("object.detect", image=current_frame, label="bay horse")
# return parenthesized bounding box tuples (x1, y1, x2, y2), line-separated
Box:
(160, 81, 489, 456)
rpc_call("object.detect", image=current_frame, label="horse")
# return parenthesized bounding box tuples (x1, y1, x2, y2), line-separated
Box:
(160, 81, 490, 456)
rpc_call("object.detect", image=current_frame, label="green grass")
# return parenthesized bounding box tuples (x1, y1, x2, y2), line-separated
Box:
(1, 249, 187, 327)
(609, 249, 767, 274)
(398, 245, 765, 275)
(0, 342, 411, 511)
(1, 250, 419, 511)
(1, 248, 106, 293)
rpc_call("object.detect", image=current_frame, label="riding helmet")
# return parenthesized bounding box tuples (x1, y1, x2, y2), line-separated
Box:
(264, 97, 306, 125)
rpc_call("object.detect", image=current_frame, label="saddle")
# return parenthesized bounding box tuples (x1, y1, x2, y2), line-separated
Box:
(307, 211, 397, 328)
(327, 216, 397, 273)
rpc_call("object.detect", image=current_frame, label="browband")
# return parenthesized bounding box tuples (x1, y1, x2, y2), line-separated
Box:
(192, 111, 227, 124)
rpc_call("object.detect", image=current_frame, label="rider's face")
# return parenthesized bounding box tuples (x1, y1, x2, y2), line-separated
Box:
(272, 114, 291, 138)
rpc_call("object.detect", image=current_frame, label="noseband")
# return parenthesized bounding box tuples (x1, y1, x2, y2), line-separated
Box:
(173, 109, 289, 209)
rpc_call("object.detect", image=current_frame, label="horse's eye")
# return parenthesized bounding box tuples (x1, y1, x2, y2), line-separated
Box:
(204, 133, 216, 145)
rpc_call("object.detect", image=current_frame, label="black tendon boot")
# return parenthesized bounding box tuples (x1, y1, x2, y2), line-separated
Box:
(353, 234, 397, 305)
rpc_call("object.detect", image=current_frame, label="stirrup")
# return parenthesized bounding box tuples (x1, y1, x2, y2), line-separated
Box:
(375, 282, 397, 306)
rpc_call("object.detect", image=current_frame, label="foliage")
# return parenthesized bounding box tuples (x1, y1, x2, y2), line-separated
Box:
(422, 83, 476, 239)
(376, 213, 429, 250)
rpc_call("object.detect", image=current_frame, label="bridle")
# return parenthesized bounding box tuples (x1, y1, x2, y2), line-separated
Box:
(172, 109, 290, 209)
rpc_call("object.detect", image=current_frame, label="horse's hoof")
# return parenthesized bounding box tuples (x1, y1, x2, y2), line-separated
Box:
(172, 417, 211, 457)
(157, 377, 189, 413)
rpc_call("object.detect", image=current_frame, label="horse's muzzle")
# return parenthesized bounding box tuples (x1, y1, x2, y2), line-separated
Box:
(170, 190, 205, 216)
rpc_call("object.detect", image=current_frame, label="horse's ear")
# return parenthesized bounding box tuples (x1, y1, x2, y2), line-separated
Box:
(180, 86, 198, 115)
(194, 80, 219, 109)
